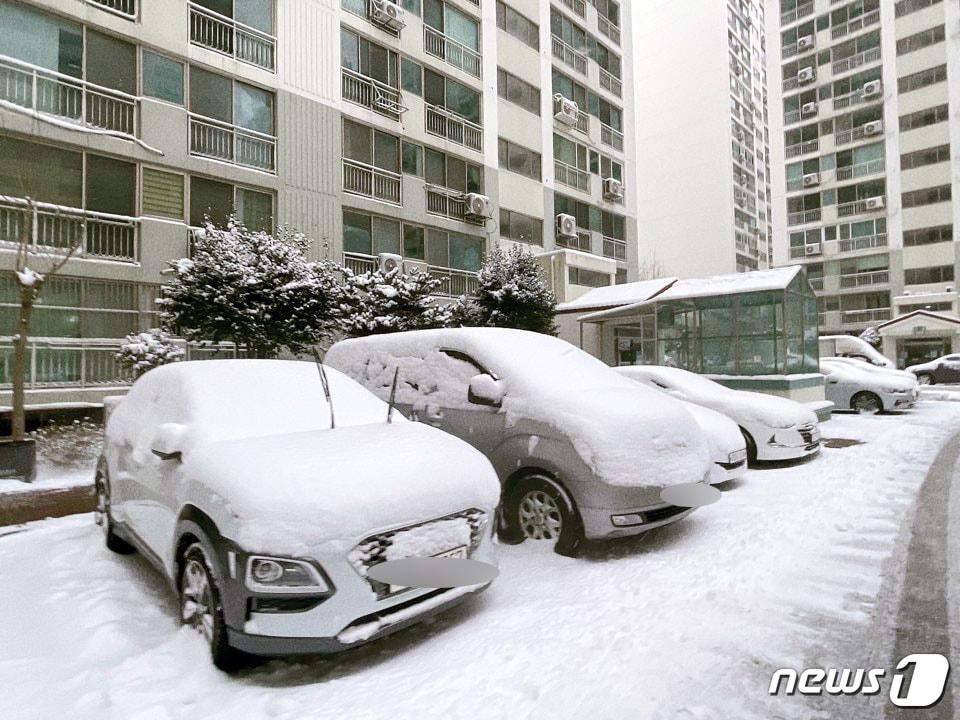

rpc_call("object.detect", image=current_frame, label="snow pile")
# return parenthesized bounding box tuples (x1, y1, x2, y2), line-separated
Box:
(555, 277, 677, 312)
(384, 518, 474, 562)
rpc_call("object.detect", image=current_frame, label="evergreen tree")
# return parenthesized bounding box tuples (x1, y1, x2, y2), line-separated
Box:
(116, 329, 185, 378)
(337, 266, 456, 337)
(859, 326, 882, 348)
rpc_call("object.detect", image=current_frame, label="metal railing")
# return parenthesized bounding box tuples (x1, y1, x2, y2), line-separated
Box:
(341, 68, 404, 120)
(0, 341, 133, 389)
(785, 138, 819, 158)
(781, 2, 814, 25)
(842, 307, 891, 324)
(599, 68, 622, 97)
(833, 87, 876, 110)
(837, 198, 884, 217)
(573, 108, 590, 134)
(342, 159, 401, 205)
(554, 161, 591, 193)
(0, 55, 137, 137)
(838, 233, 887, 252)
(423, 26, 481, 79)
(559, 0, 586, 17)
(834, 123, 881, 147)
(832, 47, 881, 76)
(839, 270, 889, 288)
(788, 208, 822, 225)
(603, 236, 626, 260)
(425, 104, 483, 152)
(343, 252, 377, 275)
(831, 9, 880, 39)
(551, 36, 588, 75)
(86, 0, 136, 18)
(189, 3, 276, 71)
(556, 230, 592, 252)
(0, 198, 139, 262)
(189, 114, 276, 172)
(601, 123, 624, 151)
(425, 185, 468, 222)
(835, 158, 884, 181)
(597, 15, 621, 45)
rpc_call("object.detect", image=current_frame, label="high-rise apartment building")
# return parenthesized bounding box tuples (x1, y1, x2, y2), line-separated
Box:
(0, 0, 636, 407)
(770, 0, 960, 363)
(631, 0, 773, 279)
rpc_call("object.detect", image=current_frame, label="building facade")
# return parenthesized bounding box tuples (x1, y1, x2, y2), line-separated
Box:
(0, 0, 637, 407)
(631, 0, 773, 279)
(770, 0, 960, 363)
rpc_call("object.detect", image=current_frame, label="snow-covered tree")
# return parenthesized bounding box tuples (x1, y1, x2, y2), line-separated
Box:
(859, 326, 882, 348)
(337, 266, 455, 337)
(457, 245, 557, 335)
(116, 329, 185, 378)
(159, 219, 341, 358)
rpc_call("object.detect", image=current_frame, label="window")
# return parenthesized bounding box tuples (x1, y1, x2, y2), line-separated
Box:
(554, 134, 588, 171)
(404, 225, 425, 258)
(900, 301, 953, 313)
(499, 209, 543, 246)
(900, 144, 950, 171)
(342, 210, 372, 255)
(0, 1, 82, 78)
(424, 69, 481, 124)
(897, 65, 947, 94)
(340, 28, 398, 87)
(190, 177, 233, 227)
(194, 0, 274, 32)
(896, 25, 945, 55)
(568, 267, 611, 288)
(498, 139, 542, 180)
(550, 8, 586, 50)
(905, 265, 954, 285)
(553, 70, 590, 110)
(236, 188, 273, 232)
(904, 225, 952, 247)
(142, 51, 184, 105)
(142, 168, 184, 220)
(86, 155, 135, 217)
(497, 69, 540, 115)
(401, 0, 421, 15)
(894, 0, 942, 17)
(424, 0, 479, 51)
(899, 104, 949, 132)
(902, 185, 952, 209)
(189, 67, 274, 134)
(427, 228, 484, 270)
(496, 1, 538, 50)
(342, 119, 399, 172)
(86, 30, 136, 94)
(0, 137, 81, 207)
(401, 58, 422, 95)
(401, 141, 423, 176)
(424, 148, 482, 193)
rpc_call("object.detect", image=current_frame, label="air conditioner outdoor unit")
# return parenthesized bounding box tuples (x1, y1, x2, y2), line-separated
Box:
(862, 80, 882, 97)
(798, 67, 815, 83)
(370, 0, 406, 30)
(863, 120, 883, 136)
(403, 259, 429, 275)
(378, 252, 402, 273)
(553, 94, 579, 126)
(464, 193, 494, 220)
(805, 243, 822, 256)
(803, 172, 820, 187)
(865, 196, 885, 210)
(801, 101, 818, 116)
(602, 178, 624, 200)
(555, 213, 577, 239)
(797, 35, 814, 50)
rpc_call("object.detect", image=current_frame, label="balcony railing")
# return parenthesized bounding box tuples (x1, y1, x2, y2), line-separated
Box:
(842, 307, 891, 324)
(835, 123, 882, 147)
(788, 208, 822, 225)
(835, 158, 884, 181)
(425, 104, 483, 152)
(559, 0, 586, 17)
(839, 270, 889, 288)
(0, 55, 137, 137)
(810, 278, 825, 291)
(189, 3, 276, 72)
(189, 114, 276, 172)
(599, 68, 622, 97)
(781, 2, 814, 25)
(0, 198, 139, 262)
(838, 233, 887, 253)
(597, 15, 621, 45)
(341, 68, 405, 120)
(551, 36, 588, 75)
(603, 236, 626, 261)
(0, 340, 133, 390)
(86, 0, 136, 18)
(601, 123, 624, 151)
(342, 159, 401, 205)
(831, 47, 881, 76)
(557, 230, 592, 252)
(554, 161, 591, 193)
(343, 251, 377, 275)
(341, 252, 479, 296)
(426, 185, 466, 223)
(831, 9, 880, 40)
(424, 26, 481, 79)
(784, 138, 819, 159)
(837, 198, 884, 218)
(833, 87, 876, 111)
(572, 108, 590, 134)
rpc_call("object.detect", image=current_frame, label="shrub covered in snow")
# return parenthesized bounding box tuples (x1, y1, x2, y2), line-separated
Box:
(116, 329, 184, 378)
(456, 246, 557, 335)
(859, 326, 882, 349)
(337, 266, 456, 337)
(30, 418, 103, 469)
(158, 219, 342, 357)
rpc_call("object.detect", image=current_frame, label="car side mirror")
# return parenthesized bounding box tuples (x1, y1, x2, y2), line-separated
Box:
(151, 422, 188, 463)
(468, 374, 504, 408)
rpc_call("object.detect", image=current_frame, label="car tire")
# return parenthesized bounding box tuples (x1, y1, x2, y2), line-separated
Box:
(852, 392, 883, 414)
(503, 475, 583, 557)
(179, 542, 245, 672)
(740, 428, 758, 466)
(94, 465, 135, 555)
(916, 373, 934, 386)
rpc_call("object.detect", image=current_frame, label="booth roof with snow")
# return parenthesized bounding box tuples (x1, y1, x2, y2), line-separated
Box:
(556, 266, 824, 402)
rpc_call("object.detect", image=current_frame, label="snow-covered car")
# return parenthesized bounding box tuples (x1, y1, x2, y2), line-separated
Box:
(821, 356, 920, 385)
(613, 366, 821, 464)
(679, 402, 748, 484)
(820, 358, 919, 413)
(98, 360, 500, 670)
(906, 353, 960, 385)
(326, 329, 714, 555)
(818, 335, 895, 368)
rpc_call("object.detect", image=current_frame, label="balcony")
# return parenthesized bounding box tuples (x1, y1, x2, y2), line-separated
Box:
(424, 27, 481, 79)
(784, 138, 819, 159)
(0, 340, 133, 390)
(787, 208, 822, 225)
(425, 104, 483, 152)
(0, 198, 139, 263)
(834, 123, 882, 147)
(189, 3, 276, 71)
(838, 233, 887, 253)
(599, 68, 622, 98)
(557, 230, 592, 252)
(342, 159, 401, 205)
(601, 123, 624, 151)
(837, 198, 884, 218)
(781, 2, 814, 25)
(841, 307, 891, 324)
(425, 185, 484, 225)
(189, 114, 276, 172)
(835, 158, 884, 181)
(832, 86, 882, 111)
(341, 252, 479, 296)
(342, 251, 377, 275)
(831, 47, 881, 76)
(0, 55, 137, 137)
(597, 16, 621, 45)
(551, 36, 588, 75)
(603, 236, 626, 261)
(86, 0, 136, 18)
(559, 0, 585, 17)
(839, 270, 889, 289)
(554, 161, 590, 193)
(831, 10, 880, 40)
(341, 68, 405, 121)
(810, 278, 825, 291)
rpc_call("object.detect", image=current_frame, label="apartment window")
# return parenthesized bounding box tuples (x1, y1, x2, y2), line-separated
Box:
(0, 1, 82, 78)
(616, 268, 628, 285)
(87, 155, 135, 217)
(900, 302, 953, 313)
(343, 119, 399, 173)
(424, 0, 479, 51)
(401, 0, 421, 15)
(597, 153, 623, 181)
(499, 209, 543, 246)
(550, 8, 587, 51)
(424, 69, 481, 124)
(190, 177, 272, 231)
(498, 139, 541, 181)
(496, 1, 538, 50)
(401, 141, 423, 176)
(905, 265, 954, 285)
(898, 65, 947, 94)
(597, 98, 622, 131)
(142, 51, 184, 105)
(142, 168, 184, 220)
(901, 185, 952, 209)
(189, 67, 274, 135)
(568, 267, 610, 288)
(401, 58, 422, 96)
(87, 29, 136, 95)
(340, 28, 398, 88)
(900, 144, 950, 171)
(896, 25, 945, 55)
(894, 0, 942, 18)
(497, 69, 540, 116)
(554, 134, 589, 171)
(899, 104, 949, 132)
(554, 194, 622, 239)
(588, 38, 621, 79)
(424, 147, 483, 193)
(904, 225, 953, 247)
(0, 137, 82, 207)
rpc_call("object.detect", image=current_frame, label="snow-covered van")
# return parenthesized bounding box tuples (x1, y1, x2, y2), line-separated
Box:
(98, 360, 500, 670)
(326, 328, 714, 555)
(818, 335, 894, 368)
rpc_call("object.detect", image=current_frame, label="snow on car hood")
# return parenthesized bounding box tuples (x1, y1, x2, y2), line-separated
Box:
(680, 402, 745, 459)
(697, 390, 817, 429)
(187, 422, 500, 555)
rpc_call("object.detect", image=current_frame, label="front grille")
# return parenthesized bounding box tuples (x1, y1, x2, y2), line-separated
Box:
(349, 508, 487, 599)
(798, 424, 817, 445)
(643, 505, 689, 524)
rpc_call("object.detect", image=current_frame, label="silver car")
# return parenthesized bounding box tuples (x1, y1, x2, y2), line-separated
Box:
(820, 358, 919, 412)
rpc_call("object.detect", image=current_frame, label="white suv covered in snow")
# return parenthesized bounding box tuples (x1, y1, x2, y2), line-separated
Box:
(97, 360, 500, 669)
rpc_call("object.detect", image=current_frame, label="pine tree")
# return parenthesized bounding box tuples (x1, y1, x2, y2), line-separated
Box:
(337, 266, 456, 337)
(116, 329, 185, 378)
(158, 219, 341, 357)
(457, 245, 558, 335)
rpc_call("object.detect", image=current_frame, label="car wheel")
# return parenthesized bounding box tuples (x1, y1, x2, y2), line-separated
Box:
(504, 475, 583, 557)
(916, 373, 933, 386)
(740, 428, 758, 465)
(179, 542, 244, 672)
(852, 392, 883, 414)
(94, 466, 134, 554)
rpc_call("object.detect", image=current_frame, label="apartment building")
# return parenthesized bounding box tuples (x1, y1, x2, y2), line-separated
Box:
(630, 0, 773, 279)
(0, 0, 636, 407)
(770, 0, 960, 364)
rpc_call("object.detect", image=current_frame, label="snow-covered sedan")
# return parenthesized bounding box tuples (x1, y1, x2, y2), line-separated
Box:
(820, 358, 919, 413)
(98, 360, 500, 670)
(680, 402, 748, 484)
(614, 366, 820, 465)
(907, 353, 960, 385)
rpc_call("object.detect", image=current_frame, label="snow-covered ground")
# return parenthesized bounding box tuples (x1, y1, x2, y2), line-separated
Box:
(2, 402, 960, 720)
(0, 461, 94, 495)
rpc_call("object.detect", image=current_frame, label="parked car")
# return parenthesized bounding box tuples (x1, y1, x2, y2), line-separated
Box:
(679, 402, 748, 484)
(99, 360, 501, 670)
(326, 329, 714, 555)
(613, 366, 821, 464)
(907, 353, 960, 385)
(819, 335, 894, 368)
(820, 358, 919, 413)
(821, 355, 919, 385)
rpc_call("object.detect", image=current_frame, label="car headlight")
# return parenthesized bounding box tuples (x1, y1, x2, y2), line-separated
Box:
(245, 556, 330, 594)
